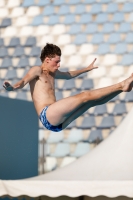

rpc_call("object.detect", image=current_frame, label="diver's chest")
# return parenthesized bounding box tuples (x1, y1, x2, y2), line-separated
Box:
(42, 76, 55, 89)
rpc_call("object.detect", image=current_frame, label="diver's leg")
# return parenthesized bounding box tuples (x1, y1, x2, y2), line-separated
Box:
(46, 74, 133, 126)
(62, 91, 122, 129)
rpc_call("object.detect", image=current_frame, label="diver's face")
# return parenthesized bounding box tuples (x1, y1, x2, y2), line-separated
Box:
(46, 55, 61, 72)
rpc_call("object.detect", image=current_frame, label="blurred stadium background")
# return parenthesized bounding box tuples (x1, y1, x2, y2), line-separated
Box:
(0, 0, 133, 174)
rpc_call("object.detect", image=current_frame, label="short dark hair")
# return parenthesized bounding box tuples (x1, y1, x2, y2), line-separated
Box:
(40, 43, 61, 62)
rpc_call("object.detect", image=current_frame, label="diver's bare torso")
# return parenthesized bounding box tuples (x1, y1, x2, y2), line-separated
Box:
(29, 67, 56, 116)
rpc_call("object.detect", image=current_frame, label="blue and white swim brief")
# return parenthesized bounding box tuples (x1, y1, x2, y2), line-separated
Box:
(39, 106, 62, 132)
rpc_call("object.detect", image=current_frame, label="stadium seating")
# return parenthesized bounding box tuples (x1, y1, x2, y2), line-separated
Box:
(79, 116, 96, 129)
(63, 79, 76, 90)
(113, 43, 127, 54)
(111, 103, 127, 115)
(50, 143, 70, 157)
(47, 131, 64, 143)
(73, 34, 88, 45)
(31, 15, 44, 26)
(112, 12, 124, 23)
(80, 79, 94, 90)
(79, 13, 92, 24)
(63, 14, 76, 24)
(58, 5, 71, 15)
(64, 129, 83, 143)
(85, 23, 97, 34)
(96, 13, 108, 24)
(0, 47, 8, 58)
(1, 0, 133, 173)
(17, 57, 29, 68)
(5, 69, 17, 80)
(0, 38, 4, 47)
(60, 157, 76, 168)
(98, 116, 115, 129)
(29, 47, 41, 57)
(8, 37, 20, 47)
(22, 0, 35, 7)
(55, 91, 63, 100)
(37, 0, 50, 7)
(122, 2, 133, 12)
(90, 4, 102, 14)
(0, 18, 11, 28)
(44, 157, 57, 172)
(96, 44, 110, 54)
(63, 44, 77, 55)
(20, 27, 34, 36)
(0, 0, 5, 7)
(1, 58, 12, 68)
(78, 44, 94, 55)
(91, 33, 104, 44)
(106, 3, 118, 13)
(120, 54, 133, 66)
(102, 23, 114, 33)
(108, 33, 121, 44)
(16, 91, 27, 100)
(23, 37, 36, 47)
(124, 91, 133, 102)
(53, 0, 66, 6)
(70, 142, 90, 157)
(67, 55, 82, 67)
(93, 104, 107, 116)
(0, 8, 9, 18)
(125, 33, 133, 43)
(84, 0, 94, 3)
(66, 120, 77, 129)
(10, 7, 24, 18)
(109, 66, 124, 78)
(15, 16, 29, 27)
(85, 130, 103, 143)
(74, 4, 86, 14)
(119, 22, 131, 33)
(13, 47, 25, 57)
(68, 0, 81, 5)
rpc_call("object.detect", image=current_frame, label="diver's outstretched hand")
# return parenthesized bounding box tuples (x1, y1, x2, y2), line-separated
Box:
(87, 58, 98, 71)
(3, 81, 14, 91)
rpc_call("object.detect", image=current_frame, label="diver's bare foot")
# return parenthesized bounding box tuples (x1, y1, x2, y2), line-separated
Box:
(121, 73, 133, 92)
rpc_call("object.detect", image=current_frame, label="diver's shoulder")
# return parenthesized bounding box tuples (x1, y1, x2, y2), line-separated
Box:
(32, 65, 42, 75)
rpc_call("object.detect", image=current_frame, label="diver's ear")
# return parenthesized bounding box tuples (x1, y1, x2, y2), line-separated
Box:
(45, 57, 51, 63)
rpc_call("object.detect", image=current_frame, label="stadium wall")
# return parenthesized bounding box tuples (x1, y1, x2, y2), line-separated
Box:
(0, 96, 38, 180)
